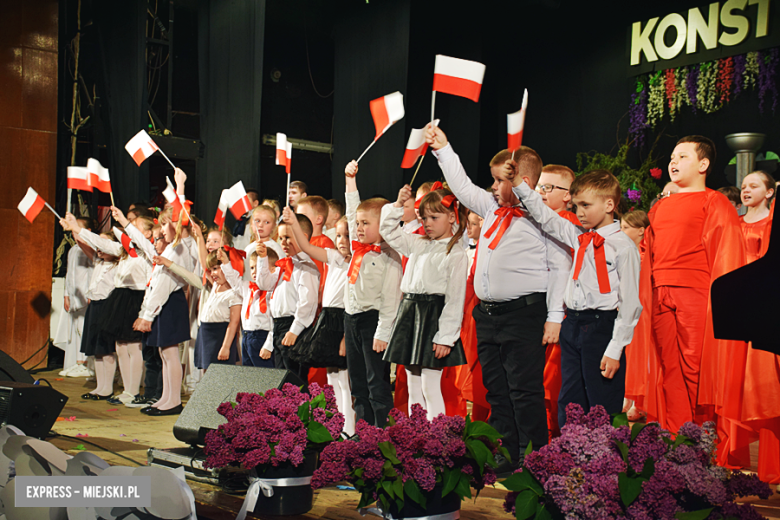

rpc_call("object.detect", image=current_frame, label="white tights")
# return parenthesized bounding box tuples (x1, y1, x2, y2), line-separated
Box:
(327, 368, 355, 436)
(115, 341, 143, 396)
(405, 366, 444, 421)
(153, 346, 182, 410)
(93, 354, 117, 396)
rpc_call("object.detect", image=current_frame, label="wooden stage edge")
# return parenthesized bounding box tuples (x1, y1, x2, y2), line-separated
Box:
(32, 369, 780, 519)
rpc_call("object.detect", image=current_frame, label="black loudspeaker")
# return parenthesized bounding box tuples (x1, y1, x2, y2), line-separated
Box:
(173, 366, 306, 446)
(0, 382, 68, 439)
(0, 351, 34, 384)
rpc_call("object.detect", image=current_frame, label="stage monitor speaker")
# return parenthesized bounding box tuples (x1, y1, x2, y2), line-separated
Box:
(0, 351, 34, 384)
(0, 382, 68, 439)
(173, 366, 306, 446)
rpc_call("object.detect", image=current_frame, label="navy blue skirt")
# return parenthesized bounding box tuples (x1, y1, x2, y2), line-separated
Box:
(145, 290, 191, 348)
(100, 288, 145, 343)
(80, 299, 115, 357)
(194, 321, 238, 370)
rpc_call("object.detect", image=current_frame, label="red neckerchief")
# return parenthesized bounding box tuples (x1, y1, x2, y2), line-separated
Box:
(271, 257, 294, 298)
(573, 231, 611, 294)
(247, 282, 267, 317)
(348, 241, 381, 284)
(483, 207, 524, 250)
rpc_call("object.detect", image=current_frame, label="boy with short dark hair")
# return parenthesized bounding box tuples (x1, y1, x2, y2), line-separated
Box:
(325, 199, 345, 242)
(511, 168, 642, 426)
(717, 185, 742, 211)
(289, 181, 308, 210)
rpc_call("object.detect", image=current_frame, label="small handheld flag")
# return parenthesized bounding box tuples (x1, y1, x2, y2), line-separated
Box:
(276, 133, 288, 167)
(432, 55, 486, 103)
(225, 181, 252, 219)
(214, 190, 229, 229)
(369, 92, 405, 140)
(67, 167, 91, 192)
(114, 228, 139, 258)
(86, 158, 112, 193)
(18, 187, 60, 223)
(125, 129, 175, 168)
(286, 142, 292, 174)
(507, 89, 528, 153)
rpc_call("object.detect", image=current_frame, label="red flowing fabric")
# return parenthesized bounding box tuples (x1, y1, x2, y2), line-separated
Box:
(223, 246, 246, 275)
(459, 244, 490, 420)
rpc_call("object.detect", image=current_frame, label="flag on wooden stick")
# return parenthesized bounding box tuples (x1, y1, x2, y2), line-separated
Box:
(369, 91, 405, 140)
(507, 89, 528, 152)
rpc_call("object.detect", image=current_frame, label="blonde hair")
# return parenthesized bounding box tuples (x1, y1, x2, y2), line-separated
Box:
(622, 210, 649, 230)
(134, 216, 155, 233)
(542, 164, 576, 185)
(491, 147, 543, 187)
(262, 199, 281, 218)
(249, 205, 278, 243)
(206, 249, 225, 270)
(297, 196, 329, 220)
(570, 169, 623, 218)
(417, 188, 468, 254)
(207, 226, 233, 247)
(356, 197, 389, 217)
(158, 207, 189, 248)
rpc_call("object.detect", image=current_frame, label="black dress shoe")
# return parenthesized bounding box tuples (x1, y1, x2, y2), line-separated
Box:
(147, 404, 183, 416)
(92, 393, 112, 401)
(81, 393, 95, 400)
(140, 406, 155, 414)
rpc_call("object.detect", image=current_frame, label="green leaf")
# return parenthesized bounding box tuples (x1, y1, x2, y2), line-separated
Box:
(639, 457, 655, 480)
(536, 503, 553, 520)
(381, 479, 394, 499)
(618, 472, 644, 507)
(502, 470, 542, 495)
(379, 493, 389, 512)
(615, 440, 629, 463)
(612, 412, 629, 427)
(354, 467, 364, 478)
(675, 508, 714, 520)
(454, 472, 472, 499)
(404, 479, 427, 509)
(358, 491, 373, 509)
(524, 441, 534, 458)
(441, 469, 461, 498)
(297, 401, 310, 423)
(393, 477, 403, 500)
(468, 439, 491, 474)
(311, 392, 326, 408)
(395, 498, 404, 511)
(514, 490, 538, 520)
(467, 421, 502, 444)
(307, 421, 333, 443)
(631, 422, 647, 442)
(378, 441, 401, 465)
(671, 434, 690, 451)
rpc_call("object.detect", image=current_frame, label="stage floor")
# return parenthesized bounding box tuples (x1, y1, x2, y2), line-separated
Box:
(34, 369, 780, 520)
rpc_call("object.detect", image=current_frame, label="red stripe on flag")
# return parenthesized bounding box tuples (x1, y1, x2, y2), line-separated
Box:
(432, 74, 483, 102)
(508, 131, 523, 153)
(67, 178, 93, 192)
(229, 196, 252, 219)
(401, 144, 428, 169)
(369, 97, 391, 140)
(26, 196, 45, 223)
(214, 209, 225, 229)
(132, 149, 147, 166)
(92, 178, 112, 194)
(121, 233, 138, 258)
(276, 149, 287, 166)
(286, 158, 291, 174)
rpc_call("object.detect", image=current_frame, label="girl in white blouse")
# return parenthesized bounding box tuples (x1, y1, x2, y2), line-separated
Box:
(379, 185, 469, 421)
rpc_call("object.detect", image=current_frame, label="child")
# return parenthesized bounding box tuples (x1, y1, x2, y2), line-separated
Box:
(343, 160, 403, 428)
(511, 168, 642, 426)
(643, 136, 745, 432)
(538, 164, 580, 225)
(296, 195, 336, 305)
(718, 185, 743, 212)
(425, 124, 570, 470)
(255, 213, 319, 380)
(740, 171, 775, 261)
(243, 205, 285, 280)
(380, 184, 469, 421)
(192, 249, 242, 369)
(620, 210, 650, 248)
(222, 247, 279, 368)
(56, 216, 95, 377)
(324, 199, 345, 242)
(288, 181, 308, 211)
(263, 199, 282, 220)
(282, 210, 355, 435)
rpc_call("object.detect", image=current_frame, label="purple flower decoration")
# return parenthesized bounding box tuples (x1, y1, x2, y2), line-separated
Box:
(627, 189, 642, 203)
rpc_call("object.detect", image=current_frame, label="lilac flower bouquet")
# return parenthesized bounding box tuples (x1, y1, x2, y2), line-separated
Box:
(503, 404, 772, 520)
(312, 405, 507, 514)
(203, 383, 344, 472)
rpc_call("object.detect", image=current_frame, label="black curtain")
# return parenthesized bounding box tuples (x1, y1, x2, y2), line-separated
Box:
(197, 0, 265, 221)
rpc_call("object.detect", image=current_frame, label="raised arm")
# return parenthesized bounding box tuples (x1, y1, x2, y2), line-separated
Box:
(345, 161, 359, 243)
(254, 243, 277, 291)
(72, 225, 124, 258)
(379, 187, 418, 258)
(513, 182, 581, 249)
(154, 256, 204, 290)
(123, 224, 157, 261)
(282, 206, 329, 264)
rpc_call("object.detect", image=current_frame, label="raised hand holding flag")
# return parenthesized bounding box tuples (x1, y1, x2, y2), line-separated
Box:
(507, 89, 528, 158)
(403, 119, 441, 187)
(225, 181, 252, 219)
(357, 91, 405, 163)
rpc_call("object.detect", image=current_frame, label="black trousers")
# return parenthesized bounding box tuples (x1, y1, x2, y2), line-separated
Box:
(558, 309, 625, 428)
(344, 310, 393, 428)
(273, 317, 309, 382)
(474, 297, 548, 462)
(142, 339, 162, 399)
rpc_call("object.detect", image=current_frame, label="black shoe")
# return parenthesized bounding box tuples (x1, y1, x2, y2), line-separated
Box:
(140, 406, 155, 414)
(147, 404, 183, 416)
(87, 393, 112, 401)
(126, 395, 149, 408)
(494, 453, 519, 479)
(81, 392, 95, 400)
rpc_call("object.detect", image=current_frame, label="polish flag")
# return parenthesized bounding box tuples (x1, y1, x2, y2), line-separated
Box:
(225, 181, 252, 219)
(114, 228, 138, 258)
(432, 55, 486, 103)
(162, 176, 185, 222)
(285, 142, 292, 174)
(87, 158, 112, 193)
(276, 133, 288, 167)
(125, 130, 160, 166)
(369, 91, 405, 140)
(214, 190, 229, 229)
(401, 119, 439, 169)
(67, 166, 92, 192)
(17, 187, 45, 223)
(507, 89, 528, 152)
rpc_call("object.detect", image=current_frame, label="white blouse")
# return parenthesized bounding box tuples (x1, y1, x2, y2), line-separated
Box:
(199, 285, 242, 323)
(77, 229, 151, 291)
(322, 249, 349, 309)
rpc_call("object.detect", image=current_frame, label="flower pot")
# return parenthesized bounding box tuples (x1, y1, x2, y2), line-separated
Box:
(377, 485, 461, 520)
(237, 452, 318, 519)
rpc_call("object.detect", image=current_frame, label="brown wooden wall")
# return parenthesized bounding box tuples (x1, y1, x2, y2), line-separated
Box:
(0, 0, 59, 366)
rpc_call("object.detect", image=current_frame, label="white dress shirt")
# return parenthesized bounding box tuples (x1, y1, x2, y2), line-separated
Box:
(87, 259, 117, 301)
(345, 190, 404, 342)
(77, 229, 151, 291)
(222, 262, 273, 332)
(138, 237, 197, 321)
(199, 285, 242, 323)
(324, 226, 337, 243)
(433, 143, 570, 323)
(514, 182, 643, 360)
(322, 249, 349, 309)
(243, 239, 286, 280)
(380, 205, 468, 346)
(65, 246, 93, 311)
(255, 252, 319, 336)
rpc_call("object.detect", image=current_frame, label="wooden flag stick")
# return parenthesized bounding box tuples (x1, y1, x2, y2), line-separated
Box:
(409, 153, 426, 188)
(157, 148, 176, 169)
(44, 201, 63, 220)
(110, 192, 116, 209)
(356, 139, 377, 163)
(430, 91, 436, 124)
(286, 173, 291, 208)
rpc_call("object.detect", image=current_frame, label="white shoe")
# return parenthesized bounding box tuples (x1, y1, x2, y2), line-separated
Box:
(58, 366, 74, 376)
(66, 365, 94, 378)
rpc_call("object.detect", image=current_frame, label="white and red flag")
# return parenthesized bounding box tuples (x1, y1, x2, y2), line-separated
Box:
(214, 190, 229, 229)
(285, 142, 292, 174)
(125, 130, 160, 166)
(17, 187, 46, 223)
(87, 158, 112, 193)
(432, 55, 486, 103)
(114, 228, 138, 258)
(401, 119, 440, 169)
(67, 166, 91, 192)
(507, 89, 528, 152)
(369, 91, 405, 140)
(225, 181, 252, 219)
(276, 133, 288, 167)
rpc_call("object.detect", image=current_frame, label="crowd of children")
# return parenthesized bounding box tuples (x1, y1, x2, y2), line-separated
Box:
(55, 125, 778, 482)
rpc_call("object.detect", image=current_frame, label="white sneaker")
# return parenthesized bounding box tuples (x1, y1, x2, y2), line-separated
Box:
(58, 366, 74, 376)
(66, 365, 94, 378)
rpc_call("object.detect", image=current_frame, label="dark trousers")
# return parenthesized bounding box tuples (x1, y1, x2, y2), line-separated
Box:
(558, 309, 625, 428)
(272, 317, 308, 381)
(474, 297, 548, 462)
(142, 340, 162, 399)
(344, 310, 393, 428)
(242, 330, 274, 368)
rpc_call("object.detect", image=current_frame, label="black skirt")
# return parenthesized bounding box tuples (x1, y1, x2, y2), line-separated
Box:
(383, 294, 467, 368)
(145, 290, 192, 347)
(194, 321, 238, 370)
(289, 307, 347, 369)
(80, 299, 115, 357)
(99, 288, 145, 343)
